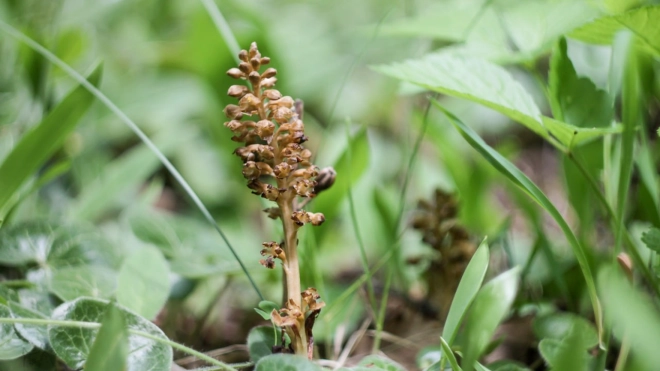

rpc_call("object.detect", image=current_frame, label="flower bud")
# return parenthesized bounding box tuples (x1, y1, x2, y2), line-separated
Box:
(314, 167, 336, 193)
(260, 57, 270, 65)
(255, 120, 275, 140)
(264, 89, 282, 100)
(263, 207, 281, 219)
(227, 85, 249, 98)
(239, 62, 251, 74)
(250, 57, 260, 70)
(273, 163, 292, 179)
(263, 184, 280, 201)
(239, 93, 260, 111)
(261, 68, 277, 79)
(260, 77, 277, 88)
(227, 68, 244, 79)
(238, 49, 248, 62)
(248, 71, 261, 86)
(242, 161, 260, 179)
(224, 104, 243, 119)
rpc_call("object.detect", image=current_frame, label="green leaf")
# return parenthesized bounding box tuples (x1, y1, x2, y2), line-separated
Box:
(0, 304, 33, 360)
(542, 116, 622, 149)
(48, 297, 172, 371)
(416, 346, 442, 370)
(0, 65, 101, 220)
(84, 303, 129, 371)
(116, 246, 170, 320)
(0, 221, 117, 269)
(373, 54, 546, 137)
(598, 265, 660, 369)
(461, 267, 520, 371)
(255, 354, 322, 371)
(533, 312, 598, 348)
(254, 301, 279, 320)
(247, 326, 277, 362)
(313, 127, 370, 222)
(549, 38, 612, 129)
(641, 228, 660, 253)
(570, 6, 660, 55)
(440, 336, 461, 371)
(49, 265, 117, 301)
(358, 355, 406, 371)
(435, 103, 602, 342)
(9, 301, 49, 350)
(538, 331, 591, 371)
(442, 239, 489, 345)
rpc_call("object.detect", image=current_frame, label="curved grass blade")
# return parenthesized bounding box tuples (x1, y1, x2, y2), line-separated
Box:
(0, 21, 263, 301)
(442, 239, 489, 346)
(439, 336, 461, 371)
(432, 101, 603, 343)
(0, 65, 101, 223)
(198, 0, 240, 63)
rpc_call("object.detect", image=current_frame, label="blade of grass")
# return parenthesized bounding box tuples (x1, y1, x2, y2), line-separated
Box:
(433, 101, 603, 344)
(0, 20, 263, 301)
(372, 267, 392, 353)
(440, 336, 462, 371)
(198, 0, 240, 64)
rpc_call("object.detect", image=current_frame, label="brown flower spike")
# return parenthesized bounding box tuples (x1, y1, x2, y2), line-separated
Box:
(224, 42, 331, 359)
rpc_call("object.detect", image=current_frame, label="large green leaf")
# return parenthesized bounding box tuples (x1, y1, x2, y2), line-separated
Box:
(461, 267, 520, 371)
(548, 38, 612, 129)
(598, 265, 660, 369)
(84, 303, 129, 371)
(542, 116, 621, 150)
(49, 265, 117, 301)
(570, 6, 660, 55)
(435, 104, 602, 340)
(9, 301, 49, 350)
(117, 245, 170, 320)
(48, 297, 172, 371)
(538, 332, 591, 371)
(442, 239, 489, 345)
(0, 304, 33, 360)
(0, 66, 102, 221)
(255, 354, 321, 371)
(0, 222, 115, 269)
(374, 54, 545, 137)
(313, 127, 370, 222)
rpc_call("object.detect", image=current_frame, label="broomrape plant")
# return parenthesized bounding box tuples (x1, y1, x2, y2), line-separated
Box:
(223, 42, 335, 359)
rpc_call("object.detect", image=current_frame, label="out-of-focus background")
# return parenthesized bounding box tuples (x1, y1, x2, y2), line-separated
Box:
(1, 0, 659, 369)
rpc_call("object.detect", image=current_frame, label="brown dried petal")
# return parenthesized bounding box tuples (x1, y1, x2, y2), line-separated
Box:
(263, 184, 280, 201)
(224, 104, 243, 119)
(293, 179, 315, 197)
(242, 161, 260, 179)
(255, 120, 275, 140)
(255, 162, 274, 176)
(314, 167, 336, 193)
(291, 210, 308, 226)
(263, 207, 281, 219)
(271, 309, 297, 327)
(224, 120, 244, 132)
(260, 257, 275, 269)
(309, 212, 325, 226)
(273, 163, 292, 179)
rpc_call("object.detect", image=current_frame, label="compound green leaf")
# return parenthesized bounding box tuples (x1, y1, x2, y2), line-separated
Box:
(549, 38, 613, 129)
(0, 304, 33, 360)
(570, 6, 660, 55)
(443, 240, 489, 345)
(461, 267, 520, 371)
(255, 354, 321, 371)
(48, 297, 172, 371)
(9, 301, 49, 350)
(0, 66, 101, 220)
(374, 54, 546, 137)
(84, 303, 128, 371)
(116, 246, 170, 320)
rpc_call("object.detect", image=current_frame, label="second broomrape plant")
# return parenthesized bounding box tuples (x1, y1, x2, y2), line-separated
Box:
(223, 42, 335, 359)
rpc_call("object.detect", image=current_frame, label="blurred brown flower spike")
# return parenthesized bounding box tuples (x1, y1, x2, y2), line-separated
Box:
(224, 42, 332, 359)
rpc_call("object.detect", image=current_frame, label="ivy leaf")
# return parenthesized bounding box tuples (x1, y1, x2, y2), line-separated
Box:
(641, 228, 660, 253)
(84, 303, 129, 371)
(533, 312, 598, 348)
(48, 297, 172, 371)
(357, 355, 406, 371)
(255, 354, 322, 371)
(9, 301, 50, 350)
(247, 326, 278, 362)
(116, 245, 170, 320)
(0, 304, 33, 360)
(49, 265, 117, 301)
